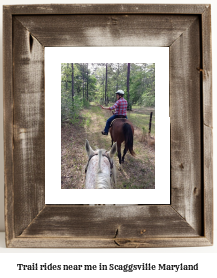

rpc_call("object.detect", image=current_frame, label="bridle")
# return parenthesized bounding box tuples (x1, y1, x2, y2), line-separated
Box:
(85, 152, 114, 176)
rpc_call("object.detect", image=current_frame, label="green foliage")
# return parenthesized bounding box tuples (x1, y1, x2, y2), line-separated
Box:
(142, 126, 147, 134)
(82, 98, 90, 109)
(61, 91, 72, 121)
(61, 63, 97, 101)
(61, 91, 83, 123)
(128, 108, 155, 135)
(127, 102, 132, 111)
(61, 63, 155, 123)
(129, 63, 155, 106)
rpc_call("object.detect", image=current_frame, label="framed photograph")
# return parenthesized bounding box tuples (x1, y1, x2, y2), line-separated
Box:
(45, 47, 170, 204)
(4, 4, 213, 248)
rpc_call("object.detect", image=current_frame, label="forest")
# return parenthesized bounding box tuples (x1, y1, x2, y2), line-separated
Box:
(61, 63, 155, 189)
(61, 63, 155, 121)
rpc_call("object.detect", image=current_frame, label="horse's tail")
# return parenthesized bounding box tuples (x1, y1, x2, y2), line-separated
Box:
(123, 123, 135, 156)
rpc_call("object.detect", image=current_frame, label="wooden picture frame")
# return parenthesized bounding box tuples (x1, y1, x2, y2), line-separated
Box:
(3, 4, 213, 248)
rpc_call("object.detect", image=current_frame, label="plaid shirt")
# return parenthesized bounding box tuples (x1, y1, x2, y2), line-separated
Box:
(109, 97, 128, 116)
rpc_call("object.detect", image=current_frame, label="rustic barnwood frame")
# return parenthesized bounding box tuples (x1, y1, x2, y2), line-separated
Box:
(4, 4, 212, 248)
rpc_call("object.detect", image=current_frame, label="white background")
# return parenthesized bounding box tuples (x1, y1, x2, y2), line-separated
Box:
(45, 47, 170, 204)
(0, 0, 216, 277)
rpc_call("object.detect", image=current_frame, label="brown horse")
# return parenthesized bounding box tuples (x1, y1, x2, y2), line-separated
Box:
(109, 118, 135, 168)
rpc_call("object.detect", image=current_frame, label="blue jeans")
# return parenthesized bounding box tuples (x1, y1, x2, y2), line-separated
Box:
(104, 115, 128, 134)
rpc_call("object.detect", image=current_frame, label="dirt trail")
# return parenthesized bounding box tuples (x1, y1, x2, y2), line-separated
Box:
(61, 105, 155, 189)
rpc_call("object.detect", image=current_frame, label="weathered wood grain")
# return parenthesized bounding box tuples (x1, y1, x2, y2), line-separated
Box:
(20, 205, 199, 238)
(170, 17, 202, 234)
(8, 237, 212, 248)
(202, 6, 212, 129)
(3, 6, 14, 247)
(12, 17, 45, 237)
(204, 125, 213, 243)
(201, 6, 213, 244)
(3, 4, 213, 248)
(16, 15, 197, 47)
(4, 4, 207, 15)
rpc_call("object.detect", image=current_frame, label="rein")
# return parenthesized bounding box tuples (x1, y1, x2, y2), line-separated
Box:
(85, 152, 113, 175)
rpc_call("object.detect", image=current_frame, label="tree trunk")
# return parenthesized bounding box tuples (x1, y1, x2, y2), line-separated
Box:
(116, 63, 119, 91)
(105, 63, 108, 105)
(71, 63, 74, 102)
(66, 63, 69, 91)
(127, 63, 130, 104)
(86, 63, 88, 101)
(83, 63, 85, 99)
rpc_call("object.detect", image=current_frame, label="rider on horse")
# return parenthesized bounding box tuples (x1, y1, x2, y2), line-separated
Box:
(100, 90, 128, 135)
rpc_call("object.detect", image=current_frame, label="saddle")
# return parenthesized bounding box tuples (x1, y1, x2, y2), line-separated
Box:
(110, 115, 127, 127)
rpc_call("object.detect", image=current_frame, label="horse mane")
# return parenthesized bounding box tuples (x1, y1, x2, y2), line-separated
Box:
(95, 149, 115, 189)
(85, 140, 117, 189)
(96, 172, 111, 189)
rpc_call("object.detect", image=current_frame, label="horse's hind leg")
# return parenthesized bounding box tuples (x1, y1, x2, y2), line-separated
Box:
(121, 147, 127, 163)
(117, 144, 122, 170)
(110, 128, 113, 147)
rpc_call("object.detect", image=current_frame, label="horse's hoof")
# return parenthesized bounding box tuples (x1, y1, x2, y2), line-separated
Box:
(118, 164, 122, 171)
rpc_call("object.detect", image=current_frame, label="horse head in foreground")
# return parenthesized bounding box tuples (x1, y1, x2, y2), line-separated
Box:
(85, 140, 117, 189)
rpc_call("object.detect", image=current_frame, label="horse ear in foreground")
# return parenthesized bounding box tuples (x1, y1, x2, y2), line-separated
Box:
(85, 140, 117, 189)
(110, 118, 135, 170)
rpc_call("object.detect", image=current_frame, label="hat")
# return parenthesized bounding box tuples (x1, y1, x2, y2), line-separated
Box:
(115, 90, 124, 95)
